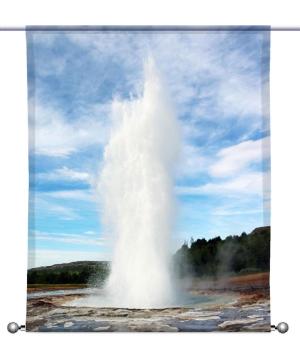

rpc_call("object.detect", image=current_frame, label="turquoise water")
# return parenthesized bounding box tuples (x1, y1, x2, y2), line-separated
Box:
(28, 287, 234, 309)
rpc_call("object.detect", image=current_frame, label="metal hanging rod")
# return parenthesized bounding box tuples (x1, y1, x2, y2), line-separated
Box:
(0, 26, 299, 31)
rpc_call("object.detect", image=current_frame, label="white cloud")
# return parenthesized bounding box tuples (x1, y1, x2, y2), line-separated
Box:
(64, 31, 267, 124)
(29, 189, 97, 223)
(30, 32, 269, 162)
(30, 196, 80, 220)
(47, 203, 79, 220)
(43, 189, 95, 202)
(30, 230, 106, 247)
(177, 171, 268, 197)
(151, 32, 267, 121)
(29, 101, 110, 157)
(212, 206, 263, 217)
(177, 144, 207, 177)
(29, 33, 68, 77)
(36, 166, 91, 183)
(217, 76, 261, 117)
(209, 137, 270, 177)
(84, 230, 97, 235)
(177, 136, 270, 180)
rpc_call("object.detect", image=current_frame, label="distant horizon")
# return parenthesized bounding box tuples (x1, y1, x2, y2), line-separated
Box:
(28, 224, 270, 269)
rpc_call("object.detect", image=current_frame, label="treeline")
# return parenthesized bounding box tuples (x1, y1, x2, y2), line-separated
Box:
(27, 226, 270, 284)
(174, 226, 270, 278)
(27, 261, 110, 285)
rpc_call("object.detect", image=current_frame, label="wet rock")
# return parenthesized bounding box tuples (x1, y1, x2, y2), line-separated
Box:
(26, 290, 270, 332)
(64, 321, 74, 328)
(218, 318, 264, 331)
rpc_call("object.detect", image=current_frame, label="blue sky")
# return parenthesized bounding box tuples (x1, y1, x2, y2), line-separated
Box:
(27, 30, 270, 267)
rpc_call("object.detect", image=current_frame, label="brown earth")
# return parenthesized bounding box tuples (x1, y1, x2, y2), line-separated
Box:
(187, 272, 269, 292)
(27, 284, 87, 292)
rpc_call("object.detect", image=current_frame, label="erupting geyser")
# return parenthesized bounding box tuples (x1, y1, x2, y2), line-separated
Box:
(99, 57, 181, 308)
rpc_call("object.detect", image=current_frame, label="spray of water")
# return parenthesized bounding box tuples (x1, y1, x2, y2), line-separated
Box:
(99, 57, 180, 308)
(68, 57, 181, 308)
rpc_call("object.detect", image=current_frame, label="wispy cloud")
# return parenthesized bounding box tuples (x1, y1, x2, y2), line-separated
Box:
(43, 189, 95, 202)
(30, 31, 269, 153)
(176, 136, 270, 205)
(36, 166, 91, 183)
(209, 137, 269, 177)
(177, 171, 267, 197)
(177, 136, 269, 180)
(30, 230, 105, 247)
(29, 101, 110, 157)
(30, 196, 80, 220)
(177, 144, 208, 177)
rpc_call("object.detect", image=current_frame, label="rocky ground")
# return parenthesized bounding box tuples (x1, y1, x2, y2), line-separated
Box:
(26, 273, 270, 332)
(26, 294, 270, 332)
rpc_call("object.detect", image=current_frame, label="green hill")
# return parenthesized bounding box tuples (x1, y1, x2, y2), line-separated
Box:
(27, 260, 110, 285)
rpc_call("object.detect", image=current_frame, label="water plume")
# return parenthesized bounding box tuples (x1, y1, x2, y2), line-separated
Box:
(99, 57, 180, 308)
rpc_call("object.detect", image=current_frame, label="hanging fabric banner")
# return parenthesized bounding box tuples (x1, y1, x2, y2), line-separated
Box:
(26, 26, 271, 332)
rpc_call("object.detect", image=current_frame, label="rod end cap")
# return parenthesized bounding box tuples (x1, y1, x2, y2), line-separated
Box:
(7, 322, 20, 333)
(277, 322, 289, 333)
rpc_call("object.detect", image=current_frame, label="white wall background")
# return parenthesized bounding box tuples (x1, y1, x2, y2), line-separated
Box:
(0, 0, 299, 349)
